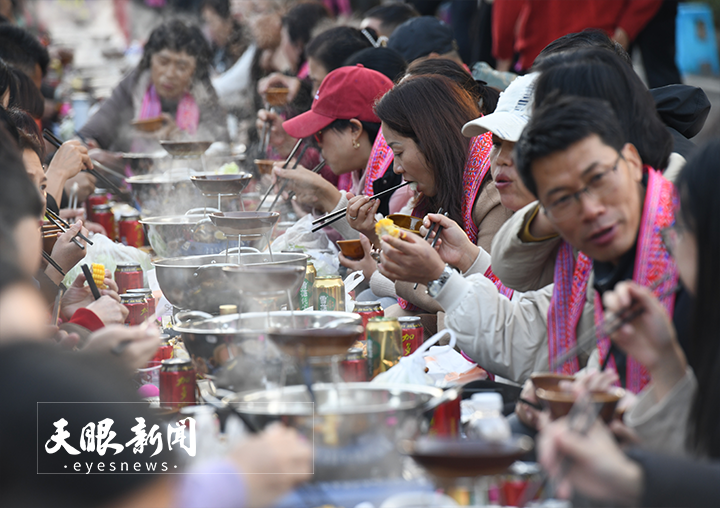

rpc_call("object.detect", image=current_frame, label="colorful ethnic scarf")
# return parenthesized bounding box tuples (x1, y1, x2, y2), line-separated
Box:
(139, 84, 199, 135)
(547, 168, 678, 393)
(363, 129, 394, 197)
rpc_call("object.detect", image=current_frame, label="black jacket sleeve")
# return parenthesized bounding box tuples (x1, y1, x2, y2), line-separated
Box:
(627, 449, 720, 507)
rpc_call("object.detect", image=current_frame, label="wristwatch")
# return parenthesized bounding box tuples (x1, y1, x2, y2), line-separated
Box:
(426, 265, 455, 298)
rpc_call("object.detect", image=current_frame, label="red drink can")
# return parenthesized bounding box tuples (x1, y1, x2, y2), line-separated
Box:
(353, 301, 384, 330)
(149, 334, 173, 365)
(398, 316, 423, 356)
(121, 293, 149, 325)
(119, 211, 145, 247)
(115, 263, 143, 295)
(159, 358, 196, 409)
(429, 393, 461, 437)
(127, 288, 155, 317)
(92, 203, 116, 241)
(86, 188, 108, 222)
(340, 348, 368, 382)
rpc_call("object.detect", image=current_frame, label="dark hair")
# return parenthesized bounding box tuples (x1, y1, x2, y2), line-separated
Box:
(515, 95, 625, 198)
(343, 47, 407, 83)
(0, 122, 43, 234)
(8, 67, 44, 119)
(534, 29, 632, 68)
(533, 49, 672, 170)
(363, 3, 420, 34)
(137, 19, 213, 86)
(675, 139, 720, 458)
(374, 75, 481, 226)
(0, 342, 174, 507)
(0, 58, 17, 104)
(282, 1, 331, 48)
(306, 26, 373, 73)
(0, 24, 49, 76)
(202, 0, 248, 64)
(7, 107, 44, 161)
(406, 58, 499, 115)
(326, 118, 381, 146)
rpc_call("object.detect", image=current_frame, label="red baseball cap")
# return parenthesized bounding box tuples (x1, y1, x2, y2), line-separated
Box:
(283, 65, 394, 139)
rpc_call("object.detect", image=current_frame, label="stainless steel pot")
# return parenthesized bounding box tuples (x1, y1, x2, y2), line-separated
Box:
(174, 310, 360, 390)
(127, 170, 218, 216)
(153, 252, 308, 313)
(222, 383, 459, 481)
(140, 209, 226, 258)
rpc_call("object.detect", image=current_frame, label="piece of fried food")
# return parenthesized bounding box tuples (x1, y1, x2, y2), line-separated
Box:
(375, 217, 401, 238)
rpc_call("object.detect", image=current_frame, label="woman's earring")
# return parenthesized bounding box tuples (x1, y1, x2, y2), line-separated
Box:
(352, 139, 360, 149)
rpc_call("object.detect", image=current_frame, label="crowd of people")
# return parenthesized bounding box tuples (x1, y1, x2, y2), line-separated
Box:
(1, 0, 719, 506)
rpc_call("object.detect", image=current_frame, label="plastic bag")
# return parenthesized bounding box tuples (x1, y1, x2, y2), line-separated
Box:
(62, 234, 153, 287)
(372, 329, 457, 386)
(343, 270, 364, 312)
(269, 214, 340, 275)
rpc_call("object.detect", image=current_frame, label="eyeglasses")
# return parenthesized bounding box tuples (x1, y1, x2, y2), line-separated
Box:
(541, 154, 622, 222)
(660, 222, 685, 259)
(313, 130, 323, 144)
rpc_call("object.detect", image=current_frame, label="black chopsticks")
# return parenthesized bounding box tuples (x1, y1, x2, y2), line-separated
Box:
(42, 251, 65, 276)
(45, 209, 92, 248)
(80, 264, 102, 301)
(255, 138, 304, 211)
(311, 181, 411, 233)
(42, 129, 124, 195)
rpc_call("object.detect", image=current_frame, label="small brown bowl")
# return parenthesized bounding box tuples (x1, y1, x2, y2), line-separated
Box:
(530, 373, 576, 394)
(266, 87, 289, 107)
(387, 214, 423, 235)
(535, 387, 625, 423)
(337, 239, 364, 260)
(131, 117, 165, 132)
(43, 233, 59, 254)
(254, 159, 276, 175)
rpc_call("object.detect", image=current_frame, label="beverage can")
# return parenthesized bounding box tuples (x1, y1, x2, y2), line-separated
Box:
(398, 316, 423, 356)
(365, 316, 402, 379)
(313, 275, 345, 311)
(127, 288, 155, 317)
(119, 211, 145, 247)
(354, 301, 384, 330)
(92, 203, 115, 241)
(115, 263, 143, 295)
(121, 293, 149, 325)
(299, 262, 316, 310)
(340, 348, 368, 382)
(159, 358, 196, 409)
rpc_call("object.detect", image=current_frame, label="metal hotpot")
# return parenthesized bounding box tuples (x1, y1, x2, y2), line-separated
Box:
(153, 252, 308, 313)
(174, 310, 360, 391)
(222, 383, 459, 481)
(126, 170, 218, 216)
(140, 209, 227, 258)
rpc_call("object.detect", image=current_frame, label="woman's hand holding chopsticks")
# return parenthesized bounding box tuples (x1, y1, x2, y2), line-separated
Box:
(44, 221, 90, 285)
(45, 139, 93, 205)
(346, 192, 381, 245)
(273, 162, 342, 213)
(420, 213, 480, 274)
(60, 270, 119, 321)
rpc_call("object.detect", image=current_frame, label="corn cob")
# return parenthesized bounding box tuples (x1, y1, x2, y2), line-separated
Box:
(91, 263, 107, 289)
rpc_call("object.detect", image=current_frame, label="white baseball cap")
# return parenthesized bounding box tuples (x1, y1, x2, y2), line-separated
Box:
(462, 72, 539, 141)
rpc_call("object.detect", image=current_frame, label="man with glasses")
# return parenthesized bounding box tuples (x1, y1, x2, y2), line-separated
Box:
(417, 96, 685, 396)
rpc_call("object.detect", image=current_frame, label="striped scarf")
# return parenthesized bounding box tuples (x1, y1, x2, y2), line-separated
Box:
(547, 168, 678, 393)
(363, 129, 394, 197)
(139, 84, 199, 135)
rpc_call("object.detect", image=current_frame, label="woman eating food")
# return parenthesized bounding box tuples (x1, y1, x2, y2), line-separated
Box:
(271, 64, 394, 240)
(78, 19, 228, 154)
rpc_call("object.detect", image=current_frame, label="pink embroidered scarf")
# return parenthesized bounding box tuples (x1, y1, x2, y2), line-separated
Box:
(547, 168, 678, 393)
(139, 84, 199, 135)
(363, 129, 394, 197)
